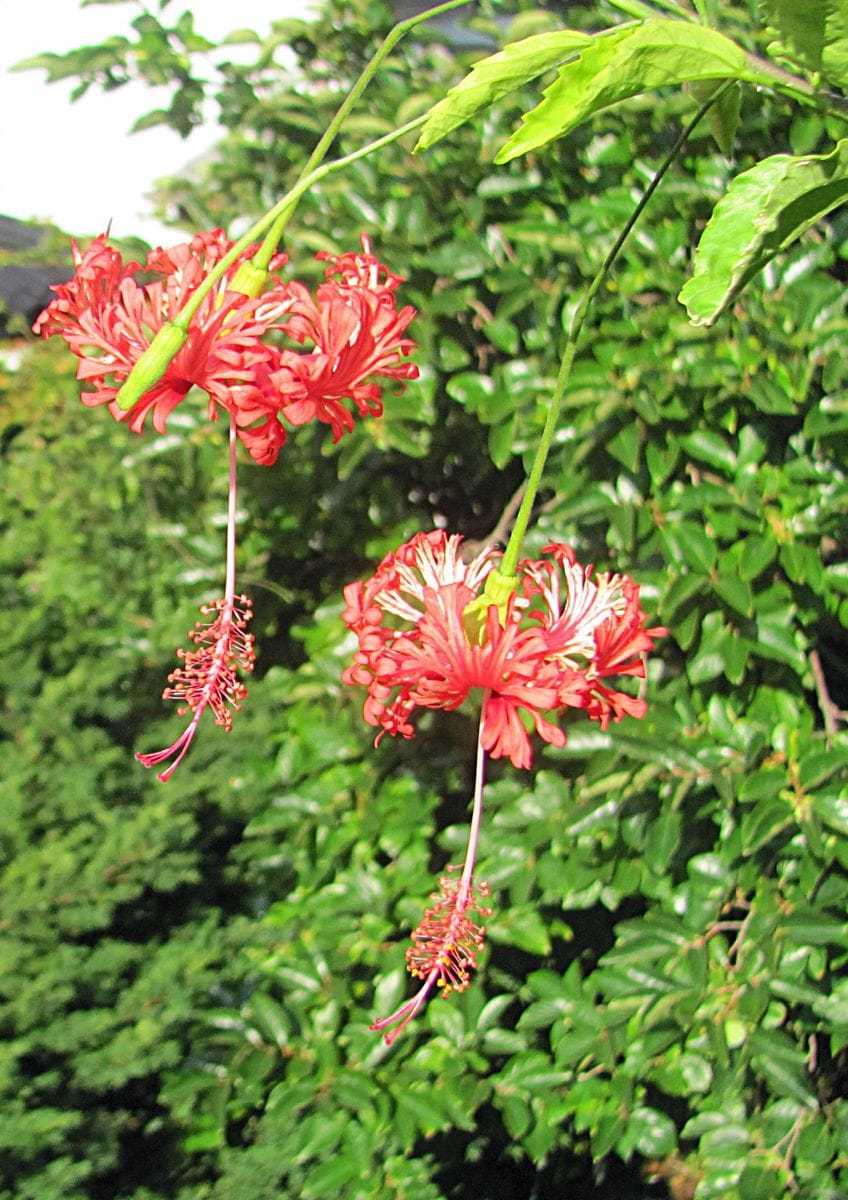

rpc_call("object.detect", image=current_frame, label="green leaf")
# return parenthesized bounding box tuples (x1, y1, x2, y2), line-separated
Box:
(660, 520, 717, 575)
(816, 792, 848, 836)
(781, 908, 848, 948)
(183, 1116, 225, 1152)
(491, 906, 552, 956)
(748, 1029, 818, 1108)
(713, 568, 754, 618)
(709, 80, 742, 157)
(619, 1105, 677, 1157)
(495, 20, 771, 163)
(740, 797, 793, 855)
(244, 993, 291, 1050)
(302, 1154, 361, 1199)
(644, 809, 682, 874)
(499, 1092, 532, 1138)
(739, 1165, 789, 1200)
(680, 138, 848, 325)
(690, 78, 742, 157)
(679, 429, 737, 473)
(762, 0, 848, 89)
(445, 371, 495, 411)
(416, 30, 593, 151)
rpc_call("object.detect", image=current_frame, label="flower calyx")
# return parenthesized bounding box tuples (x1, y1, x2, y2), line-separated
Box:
(228, 258, 272, 299)
(461, 566, 518, 645)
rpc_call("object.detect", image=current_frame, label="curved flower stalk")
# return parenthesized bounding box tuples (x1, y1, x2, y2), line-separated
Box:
(342, 529, 665, 770)
(35, 232, 418, 465)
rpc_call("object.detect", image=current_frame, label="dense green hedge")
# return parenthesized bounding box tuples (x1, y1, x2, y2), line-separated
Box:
(2, 2, 847, 1197)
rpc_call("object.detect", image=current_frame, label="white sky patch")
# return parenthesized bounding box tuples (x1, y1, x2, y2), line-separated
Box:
(1, 0, 305, 245)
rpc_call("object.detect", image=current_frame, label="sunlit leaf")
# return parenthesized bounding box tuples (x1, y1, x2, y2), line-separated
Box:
(416, 30, 593, 151)
(680, 138, 848, 324)
(495, 19, 771, 162)
(762, 0, 848, 88)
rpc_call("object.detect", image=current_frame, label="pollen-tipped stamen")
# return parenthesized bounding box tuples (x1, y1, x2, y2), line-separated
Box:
(371, 692, 493, 1043)
(136, 595, 255, 782)
(370, 870, 492, 1045)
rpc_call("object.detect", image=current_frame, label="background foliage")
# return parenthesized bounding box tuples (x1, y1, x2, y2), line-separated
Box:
(2, 1, 848, 1197)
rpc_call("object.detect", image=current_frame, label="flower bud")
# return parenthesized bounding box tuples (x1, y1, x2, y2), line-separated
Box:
(114, 322, 188, 411)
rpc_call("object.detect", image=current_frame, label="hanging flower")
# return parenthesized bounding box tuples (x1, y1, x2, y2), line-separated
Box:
(272, 238, 418, 441)
(342, 531, 665, 770)
(35, 232, 418, 464)
(34, 230, 294, 461)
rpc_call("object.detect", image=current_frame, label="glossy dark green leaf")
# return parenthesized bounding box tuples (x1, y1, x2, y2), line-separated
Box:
(781, 908, 848, 948)
(740, 797, 793, 855)
(679, 429, 737, 473)
(738, 1163, 788, 1200)
(748, 1028, 818, 1108)
(644, 809, 682, 875)
(713, 568, 754, 618)
(619, 1105, 677, 1157)
(302, 1154, 362, 1199)
(815, 792, 848, 836)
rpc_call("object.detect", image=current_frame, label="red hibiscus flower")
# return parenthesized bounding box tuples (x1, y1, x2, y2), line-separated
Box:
(35, 233, 418, 464)
(342, 530, 665, 769)
(272, 240, 418, 440)
(34, 230, 294, 461)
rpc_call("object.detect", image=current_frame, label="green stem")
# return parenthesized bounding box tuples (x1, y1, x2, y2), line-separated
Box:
(252, 0, 471, 270)
(173, 0, 468, 323)
(498, 82, 733, 578)
(172, 114, 426, 330)
(605, 0, 696, 20)
(743, 50, 848, 121)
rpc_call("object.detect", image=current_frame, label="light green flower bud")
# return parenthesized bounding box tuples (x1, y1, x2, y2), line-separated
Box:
(114, 323, 188, 411)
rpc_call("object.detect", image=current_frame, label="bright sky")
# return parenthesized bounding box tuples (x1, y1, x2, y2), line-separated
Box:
(1, 0, 303, 246)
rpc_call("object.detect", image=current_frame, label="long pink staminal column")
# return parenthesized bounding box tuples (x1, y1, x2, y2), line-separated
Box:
(136, 415, 255, 782)
(371, 692, 493, 1044)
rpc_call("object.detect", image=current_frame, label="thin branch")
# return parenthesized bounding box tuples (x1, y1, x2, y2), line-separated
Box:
(810, 648, 844, 738)
(461, 484, 526, 561)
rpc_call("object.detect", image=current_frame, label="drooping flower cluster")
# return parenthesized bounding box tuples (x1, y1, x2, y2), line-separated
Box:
(342, 530, 665, 770)
(35, 229, 418, 779)
(344, 530, 664, 1040)
(35, 230, 418, 465)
